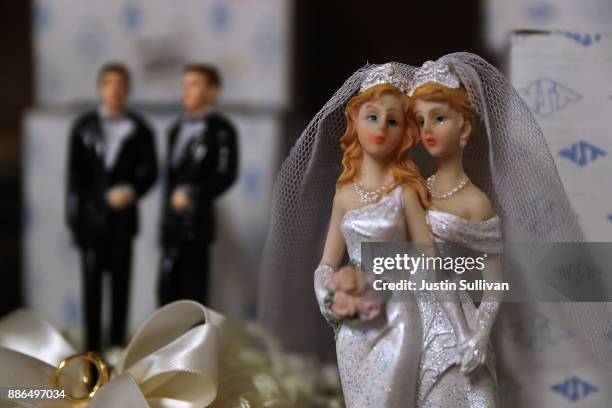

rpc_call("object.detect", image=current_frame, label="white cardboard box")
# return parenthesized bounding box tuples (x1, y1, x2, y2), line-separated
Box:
(510, 31, 612, 241)
(482, 0, 611, 57)
(33, 0, 291, 109)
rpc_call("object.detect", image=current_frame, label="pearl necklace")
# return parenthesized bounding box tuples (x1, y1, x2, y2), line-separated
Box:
(427, 174, 470, 199)
(353, 181, 391, 204)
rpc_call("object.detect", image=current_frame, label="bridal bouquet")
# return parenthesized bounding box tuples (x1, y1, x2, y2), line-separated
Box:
(324, 262, 384, 325)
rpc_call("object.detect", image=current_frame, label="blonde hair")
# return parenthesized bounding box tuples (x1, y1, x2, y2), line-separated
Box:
(409, 82, 474, 126)
(336, 84, 429, 208)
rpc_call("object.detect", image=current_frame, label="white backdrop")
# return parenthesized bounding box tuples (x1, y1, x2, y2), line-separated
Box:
(33, 0, 291, 108)
(22, 108, 281, 342)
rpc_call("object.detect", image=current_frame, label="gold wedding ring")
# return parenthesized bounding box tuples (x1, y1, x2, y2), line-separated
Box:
(54, 352, 109, 403)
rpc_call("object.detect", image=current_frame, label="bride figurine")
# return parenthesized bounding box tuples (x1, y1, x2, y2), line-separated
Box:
(407, 53, 609, 406)
(312, 64, 432, 406)
(408, 59, 503, 407)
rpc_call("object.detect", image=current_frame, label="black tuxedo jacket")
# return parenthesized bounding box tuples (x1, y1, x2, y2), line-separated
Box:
(66, 110, 158, 246)
(161, 111, 238, 246)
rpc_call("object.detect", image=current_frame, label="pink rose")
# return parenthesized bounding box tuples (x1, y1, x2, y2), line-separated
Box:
(357, 299, 382, 320)
(329, 266, 364, 296)
(331, 292, 358, 318)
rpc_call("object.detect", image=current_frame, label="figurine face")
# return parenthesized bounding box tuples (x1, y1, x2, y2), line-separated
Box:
(182, 71, 219, 113)
(98, 71, 129, 112)
(355, 93, 406, 160)
(413, 99, 470, 158)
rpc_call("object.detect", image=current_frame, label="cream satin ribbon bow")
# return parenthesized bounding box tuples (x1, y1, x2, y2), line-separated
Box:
(0, 300, 225, 408)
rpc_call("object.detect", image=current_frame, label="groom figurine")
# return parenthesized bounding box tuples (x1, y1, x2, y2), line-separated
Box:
(158, 63, 239, 306)
(66, 62, 158, 352)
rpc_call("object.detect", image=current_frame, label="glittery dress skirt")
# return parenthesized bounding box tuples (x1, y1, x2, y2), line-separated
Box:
(416, 209, 502, 407)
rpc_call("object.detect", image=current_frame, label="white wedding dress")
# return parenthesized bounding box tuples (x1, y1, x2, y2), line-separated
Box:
(315, 187, 501, 407)
(315, 186, 422, 407)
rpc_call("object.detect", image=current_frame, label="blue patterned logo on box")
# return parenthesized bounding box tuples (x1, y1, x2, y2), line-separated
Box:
(519, 78, 581, 116)
(210, 2, 231, 34)
(122, 2, 143, 33)
(506, 313, 573, 352)
(525, 2, 556, 21)
(559, 141, 607, 167)
(557, 31, 606, 47)
(551, 376, 598, 401)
